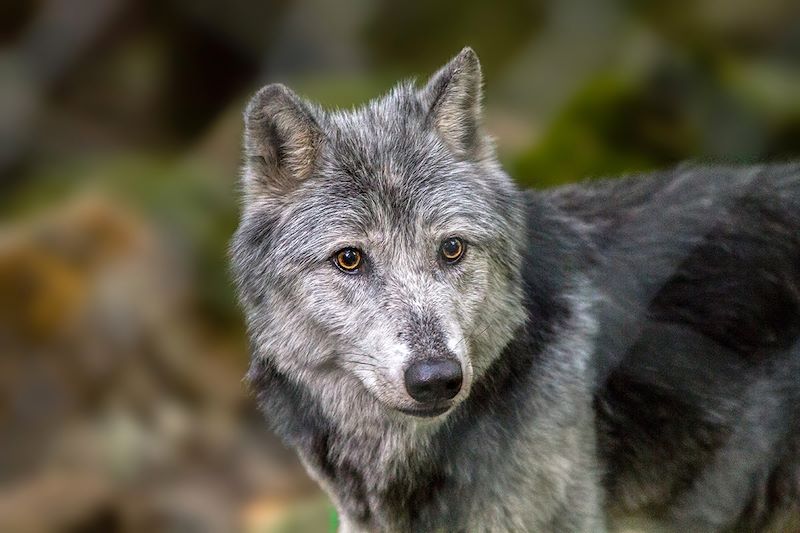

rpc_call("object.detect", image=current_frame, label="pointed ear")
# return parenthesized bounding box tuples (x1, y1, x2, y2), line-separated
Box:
(242, 83, 323, 196)
(421, 47, 489, 160)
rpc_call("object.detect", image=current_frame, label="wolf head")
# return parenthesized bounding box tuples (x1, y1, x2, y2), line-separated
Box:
(231, 48, 527, 420)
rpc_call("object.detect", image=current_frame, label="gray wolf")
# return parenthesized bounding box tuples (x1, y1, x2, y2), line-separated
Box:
(230, 48, 800, 531)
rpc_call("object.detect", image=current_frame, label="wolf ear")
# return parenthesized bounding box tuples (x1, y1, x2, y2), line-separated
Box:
(242, 84, 323, 196)
(421, 47, 489, 160)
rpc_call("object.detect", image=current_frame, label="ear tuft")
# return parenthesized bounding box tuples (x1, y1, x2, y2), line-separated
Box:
(421, 47, 488, 160)
(243, 84, 323, 196)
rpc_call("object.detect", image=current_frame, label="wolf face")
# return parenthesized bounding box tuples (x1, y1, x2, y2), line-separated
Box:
(231, 48, 527, 419)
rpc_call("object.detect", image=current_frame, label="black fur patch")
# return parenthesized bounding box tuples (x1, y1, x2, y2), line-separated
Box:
(246, 356, 373, 523)
(596, 371, 733, 512)
(649, 195, 800, 356)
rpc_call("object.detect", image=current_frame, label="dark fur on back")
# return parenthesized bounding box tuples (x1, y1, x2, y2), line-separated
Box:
(552, 162, 800, 530)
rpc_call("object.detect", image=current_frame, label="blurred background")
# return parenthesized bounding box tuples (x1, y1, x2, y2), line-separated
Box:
(1, 0, 798, 531)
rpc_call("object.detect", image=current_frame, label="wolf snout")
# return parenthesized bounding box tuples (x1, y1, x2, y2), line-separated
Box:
(403, 359, 463, 403)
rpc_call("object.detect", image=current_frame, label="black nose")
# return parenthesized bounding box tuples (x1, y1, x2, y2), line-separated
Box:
(404, 359, 463, 403)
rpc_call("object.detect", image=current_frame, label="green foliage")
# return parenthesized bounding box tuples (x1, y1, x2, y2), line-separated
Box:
(363, 0, 543, 76)
(510, 73, 693, 187)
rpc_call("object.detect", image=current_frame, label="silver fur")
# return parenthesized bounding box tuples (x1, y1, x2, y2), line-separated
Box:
(231, 48, 800, 531)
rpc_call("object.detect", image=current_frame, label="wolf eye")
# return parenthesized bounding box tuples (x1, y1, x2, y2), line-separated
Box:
(333, 248, 363, 273)
(440, 237, 465, 264)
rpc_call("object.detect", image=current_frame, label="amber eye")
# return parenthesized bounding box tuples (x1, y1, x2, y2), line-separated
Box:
(440, 237, 465, 264)
(334, 248, 363, 273)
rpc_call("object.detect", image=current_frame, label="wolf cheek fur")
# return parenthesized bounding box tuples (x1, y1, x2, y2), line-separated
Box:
(231, 47, 800, 532)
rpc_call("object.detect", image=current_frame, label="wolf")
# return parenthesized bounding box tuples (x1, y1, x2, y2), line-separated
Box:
(230, 47, 800, 531)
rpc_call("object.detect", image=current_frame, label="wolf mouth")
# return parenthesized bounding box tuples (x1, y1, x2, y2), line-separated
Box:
(397, 405, 452, 418)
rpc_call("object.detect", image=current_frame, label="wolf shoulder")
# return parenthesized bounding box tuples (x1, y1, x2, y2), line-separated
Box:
(537, 162, 800, 528)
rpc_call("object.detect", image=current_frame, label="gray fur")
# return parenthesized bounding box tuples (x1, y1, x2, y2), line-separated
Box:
(231, 48, 800, 531)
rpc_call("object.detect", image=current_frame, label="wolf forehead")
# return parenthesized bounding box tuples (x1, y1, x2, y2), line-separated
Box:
(235, 158, 517, 292)
(296, 97, 504, 229)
